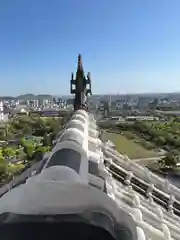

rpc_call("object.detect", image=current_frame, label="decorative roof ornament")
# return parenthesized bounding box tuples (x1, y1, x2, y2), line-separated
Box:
(70, 55, 92, 112)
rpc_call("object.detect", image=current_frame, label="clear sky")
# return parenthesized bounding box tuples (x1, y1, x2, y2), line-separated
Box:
(0, 0, 180, 96)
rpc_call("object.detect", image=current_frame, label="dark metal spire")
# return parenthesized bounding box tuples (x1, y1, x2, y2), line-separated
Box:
(76, 54, 84, 79)
(70, 55, 92, 112)
(77, 54, 83, 70)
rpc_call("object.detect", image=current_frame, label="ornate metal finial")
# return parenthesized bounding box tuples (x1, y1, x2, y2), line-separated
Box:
(87, 72, 91, 79)
(78, 54, 82, 63)
(77, 54, 83, 71)
(70, 55, 92, 112)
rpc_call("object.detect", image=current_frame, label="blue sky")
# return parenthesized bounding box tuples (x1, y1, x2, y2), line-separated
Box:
(0, 0, 180, 96)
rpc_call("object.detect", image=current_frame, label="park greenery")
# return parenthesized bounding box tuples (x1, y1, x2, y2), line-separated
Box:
(1, 111, 180, 184)
(101, 118, 180, 170)
(105, 132, 158, 159)
(0, 114, 70, 184)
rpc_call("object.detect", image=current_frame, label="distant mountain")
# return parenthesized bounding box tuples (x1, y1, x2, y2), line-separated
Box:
(16, 94, 53, 100)
(1, 91, 180, 101)
(0, 94, 53, 101)
(0, 96, 15, 101)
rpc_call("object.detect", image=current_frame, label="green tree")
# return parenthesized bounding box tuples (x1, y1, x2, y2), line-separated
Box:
(23, 124, 32, 135)
(32, 146, 51, 162)
(20, 138, 35, 161)
(42, 132, 51, 146)
(2, 147, 16, 159)
(153, 136, 166, 146)
(16, 148, 27, 161)
(159, 150, 180, 167)
(24, 145, 34, 160)
(7, 163, 25, 177)
(0, 153, 7, 182)
(0, 130, 5, 140)
(124, 132, 134, 140)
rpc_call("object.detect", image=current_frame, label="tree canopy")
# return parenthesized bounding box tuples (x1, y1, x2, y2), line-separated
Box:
(0, 115, 63, 184)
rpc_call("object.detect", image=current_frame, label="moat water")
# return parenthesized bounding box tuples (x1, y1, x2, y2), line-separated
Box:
(165, 174, 180, 188)
(152, 171, 180, 188)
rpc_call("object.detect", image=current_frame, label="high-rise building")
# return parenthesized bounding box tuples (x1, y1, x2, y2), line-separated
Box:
(0, 101, 4, 121)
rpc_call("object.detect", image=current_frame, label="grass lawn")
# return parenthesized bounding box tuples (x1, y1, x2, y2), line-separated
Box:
(105, 132, 159, 159)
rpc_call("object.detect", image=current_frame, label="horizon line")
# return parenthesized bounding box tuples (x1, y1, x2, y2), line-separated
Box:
(1, 91, 180, 98)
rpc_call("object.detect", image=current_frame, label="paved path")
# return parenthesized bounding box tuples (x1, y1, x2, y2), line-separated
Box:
(134, 156, 164, 162)
(133, 156, 164, 166)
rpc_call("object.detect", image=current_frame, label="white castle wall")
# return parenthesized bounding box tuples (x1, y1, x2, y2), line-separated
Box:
(87, 112, 180, 240)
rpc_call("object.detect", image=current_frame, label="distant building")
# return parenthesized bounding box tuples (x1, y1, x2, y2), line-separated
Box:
(115, 100, 125, 109)
(0, 101, 4, 121)
(125, 116, 159, 121)
(39, 109, 60, 117)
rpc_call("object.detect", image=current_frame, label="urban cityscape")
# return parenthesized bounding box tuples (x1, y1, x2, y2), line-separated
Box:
(0, 55, 180, 239)
(1, 90, 180, 119)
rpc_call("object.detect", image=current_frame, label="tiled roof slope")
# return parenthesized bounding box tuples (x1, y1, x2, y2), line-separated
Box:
(0, 109, 180, 240)
(45, 109, 180, 239)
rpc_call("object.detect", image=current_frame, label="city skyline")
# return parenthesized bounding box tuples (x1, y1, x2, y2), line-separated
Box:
(0, 0, 180, 95)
